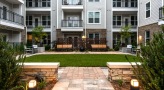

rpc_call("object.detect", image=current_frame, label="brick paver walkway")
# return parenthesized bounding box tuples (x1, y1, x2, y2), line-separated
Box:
(52, 67, 114, 90)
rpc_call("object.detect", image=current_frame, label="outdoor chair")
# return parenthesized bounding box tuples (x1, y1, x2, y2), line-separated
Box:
(24, 46, 33, 54)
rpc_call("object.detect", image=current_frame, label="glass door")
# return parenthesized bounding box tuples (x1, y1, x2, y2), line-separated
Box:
(3, 6, 7, 20)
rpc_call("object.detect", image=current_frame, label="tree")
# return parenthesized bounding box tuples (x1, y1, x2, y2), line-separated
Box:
(32, 26, 47, 47)
(128, 27, 164, 90)
(120, 25, 131, 46)
(0, 34, 25, 89)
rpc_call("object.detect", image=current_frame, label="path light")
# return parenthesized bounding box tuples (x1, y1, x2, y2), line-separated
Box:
(28, 79, 37, 90)
(130, 76, 139, 90)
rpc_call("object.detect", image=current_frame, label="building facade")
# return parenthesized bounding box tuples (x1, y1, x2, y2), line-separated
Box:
(0, 0, 25, 44)
(138, 0, 164, 45)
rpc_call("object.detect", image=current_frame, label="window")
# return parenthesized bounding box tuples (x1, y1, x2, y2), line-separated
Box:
(26, 0, 32, 7)
(113, 0, 121, 7)
(88, 12, 100, 24)
(42, 0, 50, 7)
(89, 33, 100, 39)
(42, 15, 51, 28)
(131, 0, 137, 7)
(146, 2, 150, 18)
(26, 16, 33, 27)
(131, 16, 137, 27)
(89, 0, 100, 2)
(113, 16, 121, 27)
(145, 31, 150, 45)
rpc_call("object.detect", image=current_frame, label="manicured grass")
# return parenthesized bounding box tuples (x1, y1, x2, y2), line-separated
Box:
(25, 54, 138, 67)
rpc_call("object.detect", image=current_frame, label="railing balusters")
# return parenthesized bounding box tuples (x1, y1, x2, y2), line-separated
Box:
(61, 20, 83, 27)
(0, 7, 24, 25)
(62, 0, 82, 5)
(26, 21, 51, 28)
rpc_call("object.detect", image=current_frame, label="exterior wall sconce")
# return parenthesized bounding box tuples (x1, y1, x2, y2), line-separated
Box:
(130, 76, 140, 90)
(138, 35, 142, 44)
(28, 79, 37, 90)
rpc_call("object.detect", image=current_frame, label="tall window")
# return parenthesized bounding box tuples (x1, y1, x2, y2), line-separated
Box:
(131, 16, 137, 27)
(113, 0, 121, 7)
(146, 2, 150, 18)
(131, 0, 137, 7)
(26, 16, 33, 27)
(89, 0, 100, 2)
(88, 12, 100, 24)
(145, 31, 150, 45)
(42, 15, 51, 28)
(26, 0, 32, 7)
(42, 0, 50, 7)
(89, 33, 100, 39)
(113, 16, 121, 27)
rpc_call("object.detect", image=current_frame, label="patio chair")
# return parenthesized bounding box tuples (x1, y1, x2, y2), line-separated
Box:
(24, 46, 33, 54)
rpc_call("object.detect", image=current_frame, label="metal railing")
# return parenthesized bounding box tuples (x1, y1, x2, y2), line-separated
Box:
(62, 0, 82, 5)
(0, 7, 24, 25)
(113, 1, 137, 8)
(159, 7, 164, 19)
(26, 21, 51, 28)
(26, 1, 51, 7)
(113, 21, 137, 28)
(61, 20, 83, 27)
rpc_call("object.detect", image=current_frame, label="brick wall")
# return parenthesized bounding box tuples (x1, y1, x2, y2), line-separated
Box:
(138, 23, 161, 44)
(107, 62, 140, 82)
(21, 63, 60, 83)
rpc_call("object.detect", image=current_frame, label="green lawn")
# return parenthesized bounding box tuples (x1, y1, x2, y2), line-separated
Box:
(25, 54, 138, 67)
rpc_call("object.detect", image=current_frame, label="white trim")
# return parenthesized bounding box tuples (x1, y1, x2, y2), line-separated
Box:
(57, 0, 58, 29)
(87, 11, 101, 24)
(145, 1, 151, 19)
(105, 0, 106, 29)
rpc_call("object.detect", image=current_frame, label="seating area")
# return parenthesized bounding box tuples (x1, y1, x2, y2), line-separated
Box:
(91, 44, 107, 51)
(24, 45, 38, 54)
(56, 44, 73, 51)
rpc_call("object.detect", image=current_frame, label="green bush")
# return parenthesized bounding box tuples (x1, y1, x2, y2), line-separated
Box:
(128, 29, 164, 90)
(0, 35, 25, 89)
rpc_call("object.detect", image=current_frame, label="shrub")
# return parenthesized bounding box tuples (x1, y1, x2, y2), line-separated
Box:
(0, 35, 25, 89)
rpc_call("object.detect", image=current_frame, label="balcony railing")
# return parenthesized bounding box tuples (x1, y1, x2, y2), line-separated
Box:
(26, 21, 50, 28)
(0, 7, 24, 25)
(61, 20, 83, 27)
(113, 1, 137, 8)
(26, 1, 50, 7)
(113, 21, 137, 28)
(62, 0, 82, 5)
(159, 7, 164, 19)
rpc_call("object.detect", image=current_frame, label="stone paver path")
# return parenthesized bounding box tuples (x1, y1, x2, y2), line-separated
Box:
(52, 67, 114, 90)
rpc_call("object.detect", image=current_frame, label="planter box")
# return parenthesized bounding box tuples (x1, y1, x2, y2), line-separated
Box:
(38, 47, 45, 53)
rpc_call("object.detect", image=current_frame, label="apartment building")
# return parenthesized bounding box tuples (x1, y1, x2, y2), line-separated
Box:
(25, 0, 139, 49)
(107, 0, 138, 49)
(26, 0, 56, 46)
(0, 0, 25, 44)
(138, 0, 163, 45)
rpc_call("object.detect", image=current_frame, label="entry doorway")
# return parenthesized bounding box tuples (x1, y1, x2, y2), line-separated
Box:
(65, 34, 81, 49)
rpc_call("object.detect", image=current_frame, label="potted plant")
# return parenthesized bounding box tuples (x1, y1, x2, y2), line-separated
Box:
(120, 25, 131, 52)
(32, 26, 47, 53)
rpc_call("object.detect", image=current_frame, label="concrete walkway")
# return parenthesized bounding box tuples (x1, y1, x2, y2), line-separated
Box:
(52, 67, 114, 90)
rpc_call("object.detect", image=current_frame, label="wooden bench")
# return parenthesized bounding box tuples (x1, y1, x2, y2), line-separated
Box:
(56, 44, 72, 51)
(91, 44, 107, 51)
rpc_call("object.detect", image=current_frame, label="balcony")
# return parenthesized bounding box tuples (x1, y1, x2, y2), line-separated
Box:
(6, 0, 24, 4)
(0, 7, 24, 29)
(26, 1, 51, 11)
(62, 0, 83, 11)
(113, 21, 137, 32)
(113, 1, 138, 11)
(26, 21, 51, 28)
(61, 20, 83, 32)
